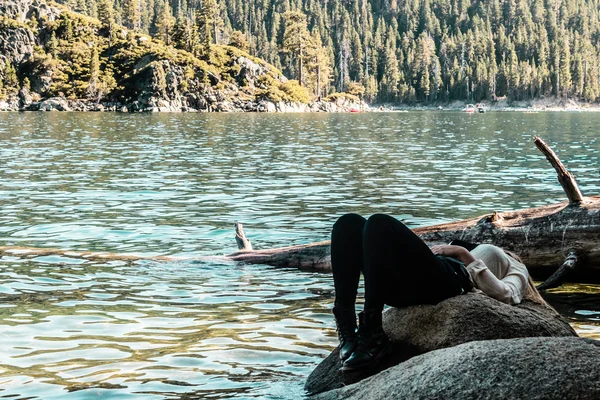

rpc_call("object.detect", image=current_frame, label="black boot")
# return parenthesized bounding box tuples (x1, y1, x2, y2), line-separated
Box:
(341, 310, 389, 371)
(333, 306, 358, 361)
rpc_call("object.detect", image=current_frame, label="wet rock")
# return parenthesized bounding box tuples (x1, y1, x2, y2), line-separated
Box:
(39, 97, 71, 111)
(213, 101, 236, 112)
(314, 337, 600, 400)
(0, 98, 19, 111)
(257, 101, 276, 112)
(68, 100, 89, 111)
(273, 101, 310, 112)
(185, 93, 207, 110)
(305, 294, 576, 395)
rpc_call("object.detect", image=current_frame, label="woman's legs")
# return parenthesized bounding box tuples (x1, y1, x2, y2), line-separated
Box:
(343, 213, 463, 371)
(362, 213, 462, 309)
(331, 213, 366, 309)
(330, 213, 366, 361)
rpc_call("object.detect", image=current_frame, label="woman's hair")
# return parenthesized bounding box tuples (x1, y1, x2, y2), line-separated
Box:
(503, 250, 551, 307)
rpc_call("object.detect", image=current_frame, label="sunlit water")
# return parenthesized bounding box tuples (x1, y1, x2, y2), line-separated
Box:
(0, 112, 599, 399)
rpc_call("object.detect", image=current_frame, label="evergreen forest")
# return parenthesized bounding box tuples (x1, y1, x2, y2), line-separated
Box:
(18, 0, 600, 103)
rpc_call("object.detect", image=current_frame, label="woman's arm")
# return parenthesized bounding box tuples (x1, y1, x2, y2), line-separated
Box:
(464, 260, 519, 304)
(431, 244, 528, 304)
(430, 244, 476, 264)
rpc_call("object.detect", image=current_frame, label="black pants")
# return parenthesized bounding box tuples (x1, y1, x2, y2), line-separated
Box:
(331, 213, 465, 312)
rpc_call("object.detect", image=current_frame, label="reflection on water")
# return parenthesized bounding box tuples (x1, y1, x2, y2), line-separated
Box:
(543, 284, 600, 340)
(0, 257, 335, 399)
(0, 112, 599, 398)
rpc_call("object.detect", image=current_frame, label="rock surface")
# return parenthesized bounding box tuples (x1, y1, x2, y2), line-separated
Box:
(313, 337, 600, 400)
(39, 97, 71, 111)
(0, 26, 35, 64)
(305, 294, 576, 395)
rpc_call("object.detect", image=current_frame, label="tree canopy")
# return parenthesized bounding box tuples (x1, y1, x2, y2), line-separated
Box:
(20, 0, 600, 103)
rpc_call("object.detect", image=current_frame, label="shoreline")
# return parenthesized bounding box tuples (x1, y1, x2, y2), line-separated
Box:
(372, 97, 600, 113)
(2, 96, 599, 113)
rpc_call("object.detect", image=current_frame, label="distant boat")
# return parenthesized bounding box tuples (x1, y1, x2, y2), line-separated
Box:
(463, 104, 476, 113)
(349, 108, 362, 113)
(476, 103, 487, 113)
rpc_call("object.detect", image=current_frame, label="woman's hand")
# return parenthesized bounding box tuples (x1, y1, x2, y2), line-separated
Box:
(430, 245, 476, 265)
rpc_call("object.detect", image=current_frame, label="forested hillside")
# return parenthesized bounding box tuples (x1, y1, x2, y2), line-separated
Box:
(54, 0, 600, 104)
(1, 0, 367, 111)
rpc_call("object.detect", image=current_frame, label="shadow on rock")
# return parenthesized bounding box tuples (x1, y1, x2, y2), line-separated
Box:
(305, 293, 576, 396)
(313, 337, 600, 400)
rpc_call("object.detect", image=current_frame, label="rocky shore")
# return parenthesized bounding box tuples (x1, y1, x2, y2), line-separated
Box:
(0, 0, 364, 114)
(306, 294, 595, 399)
(375, 97, 600, 112)
(0, 90, 362, 113)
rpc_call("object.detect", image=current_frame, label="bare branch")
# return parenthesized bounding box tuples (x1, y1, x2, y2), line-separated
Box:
(533, 136, 584, 204)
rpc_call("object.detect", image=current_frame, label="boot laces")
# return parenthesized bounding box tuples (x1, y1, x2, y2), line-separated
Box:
(337, 322, 356, 342)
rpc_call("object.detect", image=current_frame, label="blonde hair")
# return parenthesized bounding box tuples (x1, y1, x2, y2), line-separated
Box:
(504, 250, 551, 308)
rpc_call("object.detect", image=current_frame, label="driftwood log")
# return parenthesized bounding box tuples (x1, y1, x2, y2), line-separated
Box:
(0, 137, 597, 288)
(228, 198, 600, 279)
(228, 137, 600, 288)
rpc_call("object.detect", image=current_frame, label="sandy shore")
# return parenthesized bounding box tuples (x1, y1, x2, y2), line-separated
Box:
(371, 97, 600, 112)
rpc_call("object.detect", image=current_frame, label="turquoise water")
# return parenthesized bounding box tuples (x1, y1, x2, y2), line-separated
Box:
(0, 111, 599, 398)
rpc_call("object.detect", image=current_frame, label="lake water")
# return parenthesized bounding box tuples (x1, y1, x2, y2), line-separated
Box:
(0, 111, 599, 399)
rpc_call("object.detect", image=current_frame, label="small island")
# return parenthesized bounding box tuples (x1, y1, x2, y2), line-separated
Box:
(2, 0, 600, 112)
(0, 0, 363, 112)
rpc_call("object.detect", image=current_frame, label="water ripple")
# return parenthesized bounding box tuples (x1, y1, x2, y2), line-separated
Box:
(0, 112, 599, 398)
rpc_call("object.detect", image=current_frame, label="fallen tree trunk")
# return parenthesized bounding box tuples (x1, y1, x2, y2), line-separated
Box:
(1, 138, 597, 286)
(5, 197, 599, 281)
(227, 196, 600, 280)
(227, 137, 600, 284)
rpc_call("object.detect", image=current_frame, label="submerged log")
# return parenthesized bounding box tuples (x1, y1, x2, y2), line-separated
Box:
(537, 251, 578, 291)
(1, 137, 596, 286)
(226, 196, 600, 280)
(226, 137, 600, 285)
(0, 246, 187, 263)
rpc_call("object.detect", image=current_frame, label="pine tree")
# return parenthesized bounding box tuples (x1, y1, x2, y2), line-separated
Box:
(124, 0, 142, 31)
(155, 0, 175, 45)
(196, 0, 218, 58)
(97, 0, 116, 43)
(47, 31, 58, 56)
(305, 31, 332, 98)
(3, 61, 18, 95)
(559, 33, 572, 98)
(282, 11, 311, 86)
(229, 30, 249, 52)
(87, 45, 100, 99)
(380, 26, 400, 101)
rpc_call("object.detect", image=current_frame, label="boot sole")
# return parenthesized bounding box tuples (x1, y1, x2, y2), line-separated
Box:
(340, 341, 391, 372)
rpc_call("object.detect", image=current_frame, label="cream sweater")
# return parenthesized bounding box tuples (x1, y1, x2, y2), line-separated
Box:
(465, 244, 529, 305)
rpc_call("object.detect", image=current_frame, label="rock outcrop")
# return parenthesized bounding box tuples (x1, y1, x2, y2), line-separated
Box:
(38, 97, 71, 111)
(0, 0, 365, 113)
(0, 27, 35, 64)
(313, 337, 600, 400)
(0, 0, 60, 21)
(306, 294, 576, 395)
